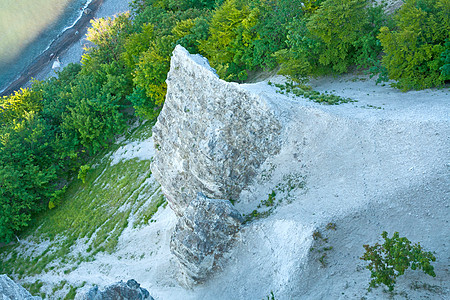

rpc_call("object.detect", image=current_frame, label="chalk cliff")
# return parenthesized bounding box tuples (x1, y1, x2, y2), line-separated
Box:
(151, 45, 449, 296)
(152, 45, 281, 217)
(152, 46, 283, 285)
(170, 193, 244, 286)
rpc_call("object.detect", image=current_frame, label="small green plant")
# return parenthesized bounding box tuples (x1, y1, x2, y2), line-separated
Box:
(360, 231, 436, 292)
(261, 191, 276, 207)
(243, 209, 273, 223)
(263, 291, 276, 300)
(318, 253, 328, 267)
(326, 222, 336, 230)
(256, 191, 278, 208)
(77, 164, 91, 184)
(312, 230, 322, 240)
(272, 81, 356, 105)
(246, 173, 306, 223)
(311, 229, 333, 267)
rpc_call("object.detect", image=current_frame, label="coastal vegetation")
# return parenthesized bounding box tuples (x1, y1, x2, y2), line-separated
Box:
(0, 0, 449, 244)
(0, 120, 165, 298)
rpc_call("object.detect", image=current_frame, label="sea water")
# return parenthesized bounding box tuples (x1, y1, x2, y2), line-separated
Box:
(0, 0, 89, 92)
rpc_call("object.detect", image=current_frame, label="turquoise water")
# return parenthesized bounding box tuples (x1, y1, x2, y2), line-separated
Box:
(0, 0, 88, 92)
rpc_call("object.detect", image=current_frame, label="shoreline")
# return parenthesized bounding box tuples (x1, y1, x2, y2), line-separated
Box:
(0, 0, 103, 97)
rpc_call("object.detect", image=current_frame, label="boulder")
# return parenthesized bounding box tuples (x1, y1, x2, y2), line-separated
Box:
(0, 274, 41, 300)
(83, 279, 153, 300)
(170, 193, 244, 286)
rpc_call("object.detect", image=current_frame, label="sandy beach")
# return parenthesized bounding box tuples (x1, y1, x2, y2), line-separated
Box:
(0, 0, 130, 97)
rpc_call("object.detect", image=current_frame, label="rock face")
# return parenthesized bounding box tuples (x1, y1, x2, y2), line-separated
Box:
(83, 279, 153, 300)
(152, 45, 281, 216)
(170, 193, 244, 286)
(152, 45, 279, 285)
(0, 274, 41, 300)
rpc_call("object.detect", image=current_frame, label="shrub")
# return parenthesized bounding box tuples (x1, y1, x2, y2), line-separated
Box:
(247, 0, 307, 71)
(263, 291, 276, 300)
(83, 13, 132, 64)
(132, 34, 174, 117)
(440, 39, 450, 79)
(0, 88, 43, 125)
(77, 165, 91, 184)
(172, 17, 210, 54)
(361, 231, 436, 291)
(61, 96, 125, 155)
(378, 0, 450, 90)
(199, 0, 260, 81)
(276, 0, 387, 80)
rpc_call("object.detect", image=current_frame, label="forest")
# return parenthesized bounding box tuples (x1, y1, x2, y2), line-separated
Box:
(0, 0, 449, 243)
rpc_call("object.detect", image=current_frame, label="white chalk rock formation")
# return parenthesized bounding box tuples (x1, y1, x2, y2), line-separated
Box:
(0, 275, 41, 300)
(151, 45, 449, 297)
(152, 45, 281, 217)
(152, 45, 278, 285)
(170, 193, 244, 287)
(82, 279, 153, 300)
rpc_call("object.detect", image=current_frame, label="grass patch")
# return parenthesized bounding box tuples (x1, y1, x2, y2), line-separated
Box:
(0, 121, 165, 295)
(51, 280, 68, 294)
(118, 119, 156, 145)
(268, 81, 356, 105)
(63, 285, 78, 300)
(244, 173, 306, 223)
(310, 224, 336, 268)
(22, 280, 44, 298)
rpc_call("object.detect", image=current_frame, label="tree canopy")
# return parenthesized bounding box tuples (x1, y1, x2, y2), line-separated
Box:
(1, 0, 448, 243)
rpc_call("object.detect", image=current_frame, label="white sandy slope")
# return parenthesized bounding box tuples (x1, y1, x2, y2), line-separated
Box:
(48, 74, 447, 300)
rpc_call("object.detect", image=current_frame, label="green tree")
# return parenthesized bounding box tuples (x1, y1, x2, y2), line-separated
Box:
(0, 88, 43, 125)
(276, 0, 387, 80)
(440, 39, 450, 79)
(172, 17, 210, 54)
(0, 114, 60, 242)
(84, 13, 133, 64)
(199, 0, 260, 81)
(378, 0, 450, 90)
(122, 23, 156, 69)
(308, 0, 369, 73)
(35, 63, 81, 128)
(61, 95, 125, 155)
(131, 35, 175, 118)
(151, 0, 220, 10)
(247, 0, 308, 71)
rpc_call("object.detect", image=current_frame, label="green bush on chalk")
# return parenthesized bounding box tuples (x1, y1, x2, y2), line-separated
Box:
(361, 231, 436, 291)
(378, 0, 450, 90)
